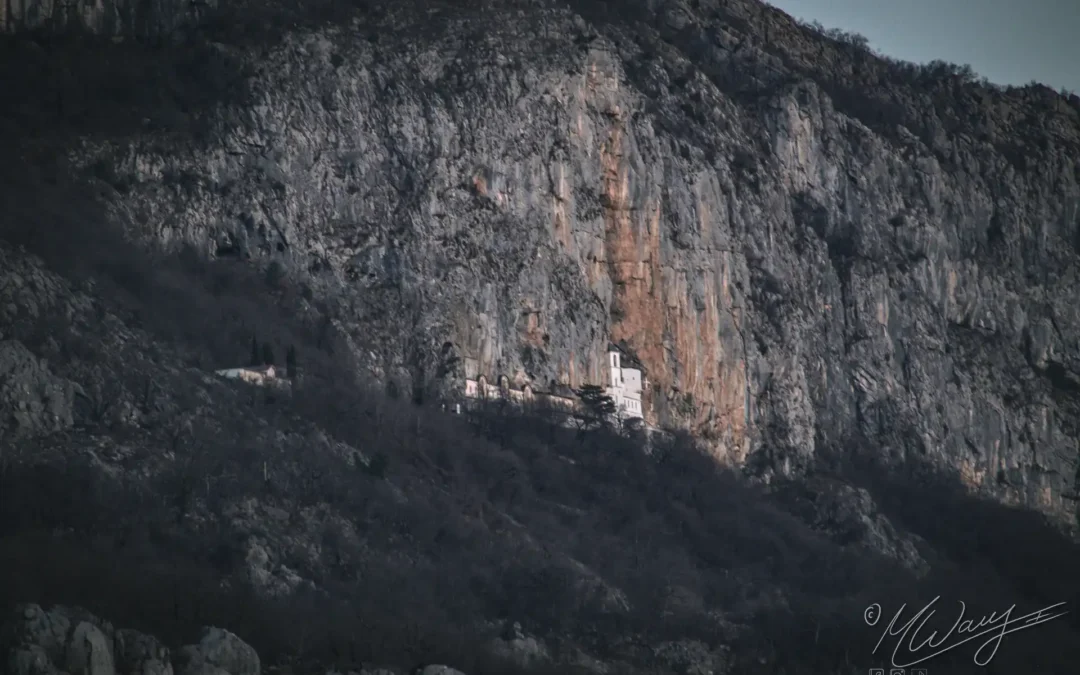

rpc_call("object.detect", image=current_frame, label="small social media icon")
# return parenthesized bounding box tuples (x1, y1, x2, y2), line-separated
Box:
(868, 669, 885, 675)
(890, 669, 906, 675)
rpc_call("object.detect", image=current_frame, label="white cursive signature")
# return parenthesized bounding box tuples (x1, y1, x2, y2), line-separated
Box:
(864, 597, 1068, 667)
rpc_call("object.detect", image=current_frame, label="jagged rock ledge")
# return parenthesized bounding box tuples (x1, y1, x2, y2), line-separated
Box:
(0, 604, 472, 675)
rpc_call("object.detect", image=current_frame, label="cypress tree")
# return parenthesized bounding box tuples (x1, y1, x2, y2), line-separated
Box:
(286, 345, 297, 378)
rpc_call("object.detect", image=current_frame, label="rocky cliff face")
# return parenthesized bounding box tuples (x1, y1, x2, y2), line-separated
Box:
(4, 0, 1080, 518)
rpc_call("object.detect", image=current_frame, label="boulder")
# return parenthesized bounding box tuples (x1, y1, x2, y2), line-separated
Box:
(2, 605, 255, 675)
(486, 622, 550, 669)
(1, 604, 114, 675)
(114, 628, 173, 675)
(63, 620, 116, 675)
(176, 627, 259, 675)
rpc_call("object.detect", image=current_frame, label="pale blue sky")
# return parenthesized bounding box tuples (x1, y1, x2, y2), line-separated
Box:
(765, 0, 1079, 93)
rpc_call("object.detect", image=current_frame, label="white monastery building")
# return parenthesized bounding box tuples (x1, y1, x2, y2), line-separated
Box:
(606, 350, 644, 421)
(215, 365, 278, 386)
(463, 349, 646, 423)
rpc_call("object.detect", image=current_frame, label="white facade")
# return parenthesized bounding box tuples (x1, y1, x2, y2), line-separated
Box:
(460, 350, 645, 422)
(464, 377, 570, 408)
(215, 365, 276, 385)
(606, 351, 644, 420)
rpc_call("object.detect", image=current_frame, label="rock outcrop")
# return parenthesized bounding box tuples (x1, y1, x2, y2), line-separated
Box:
(1, 604, 496, 675)
(175, 628, 260, 675)
(485, 622, 551, 671)
(3, 0, 1079, 521)
(775, 476, 930, 575)
(1, 604, 173, 675)
(0, 339, 75, 438)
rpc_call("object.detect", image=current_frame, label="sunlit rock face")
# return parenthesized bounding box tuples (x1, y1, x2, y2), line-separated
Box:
(5, 0, 1080, 518)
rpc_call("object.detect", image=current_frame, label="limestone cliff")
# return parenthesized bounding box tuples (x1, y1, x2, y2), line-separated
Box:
(4, 0, 1079, 518)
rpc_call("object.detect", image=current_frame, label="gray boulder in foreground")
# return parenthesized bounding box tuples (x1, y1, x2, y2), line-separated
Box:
(1, 604, 473, 675)
(175, 627, 259, 675)
(1, 604, 259, 675)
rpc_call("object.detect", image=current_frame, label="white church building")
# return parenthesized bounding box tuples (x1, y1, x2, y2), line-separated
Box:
(606, 350, 645, 421)
(461, 348, 647, 423)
